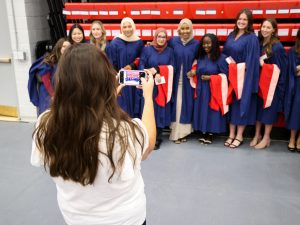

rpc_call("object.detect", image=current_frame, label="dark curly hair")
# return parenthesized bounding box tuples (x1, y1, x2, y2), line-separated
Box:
(198, 33, 221, 61)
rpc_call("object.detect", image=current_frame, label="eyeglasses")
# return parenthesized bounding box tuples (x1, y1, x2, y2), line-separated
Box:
(157, 35, 167, 39)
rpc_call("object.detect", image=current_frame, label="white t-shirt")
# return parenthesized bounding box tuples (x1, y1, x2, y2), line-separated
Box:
(31, 117, 149, 225)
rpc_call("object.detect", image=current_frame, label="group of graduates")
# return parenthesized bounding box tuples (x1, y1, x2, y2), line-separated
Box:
(28, 8, 300, 152)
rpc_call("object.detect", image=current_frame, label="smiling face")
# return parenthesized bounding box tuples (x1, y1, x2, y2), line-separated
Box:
(71, 28, 84, 43)
(122, 22, 134, 37)
(260, 20, 275, 40)
(91, 23, 103, 39)
(156, 31, 167, 46)
(236, 13, 248, 31)
(179, 23, 192, 41)
(202, 36, 212, 54)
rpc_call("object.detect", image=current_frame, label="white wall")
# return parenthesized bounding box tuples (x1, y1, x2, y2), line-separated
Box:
(5, 0, 50, 121)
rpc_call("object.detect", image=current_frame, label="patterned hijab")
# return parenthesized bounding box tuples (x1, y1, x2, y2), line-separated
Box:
(117, 17, 140, 42)
(151, 28, 168, 54)
(177, 18, 194, 45)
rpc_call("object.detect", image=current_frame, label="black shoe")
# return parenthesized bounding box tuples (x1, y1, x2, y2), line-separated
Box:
(154, 140, 162, 150)
(204, 133, 213, 144)
(198, 133, 205, 144)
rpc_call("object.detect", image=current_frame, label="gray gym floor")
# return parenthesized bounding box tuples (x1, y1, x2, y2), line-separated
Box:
(1, 120, 300, 225)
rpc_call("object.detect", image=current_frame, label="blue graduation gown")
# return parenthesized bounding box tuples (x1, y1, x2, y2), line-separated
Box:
(138, 46, 174, 128)
(168, 36, 200, 123)
(257, 42, 287, 124)
(223, 33, 260, 125)
(193, 54, 228, 133)
(28, 56, 56, 115)
(104, 41, 110, 56)
(285, 46, 300, 130)
(107, 37, 144, 117)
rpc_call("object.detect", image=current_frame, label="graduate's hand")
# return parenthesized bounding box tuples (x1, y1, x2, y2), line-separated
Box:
(155, 74, 162, 84)
(187, 69, 196, 77)
(296, 65, 300, 72)
(149, 67, 157, 75)
(260, 59, 265, 67)
(201, 75, 211, 81)
(123, 65, 132, 70)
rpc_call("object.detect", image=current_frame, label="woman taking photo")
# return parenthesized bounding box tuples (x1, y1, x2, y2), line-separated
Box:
(223, 8, 260, 149)
(31, 44, 155, 225)
(250, 18, 287, 149)
(168, 18, 200, 144)
(108, 17, 144, 117)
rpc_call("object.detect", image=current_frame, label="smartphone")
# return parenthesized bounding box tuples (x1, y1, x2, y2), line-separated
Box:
(119, 70, 146, 86)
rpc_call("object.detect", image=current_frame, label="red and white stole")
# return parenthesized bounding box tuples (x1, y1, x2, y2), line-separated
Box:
(258, 63, 280, 108)
(209, 74, 229, 115)
(189, 60, 198, 98)
(155, 65, 174, 107)
(133, 57, 140, 67)
(227, 62, 246, 104)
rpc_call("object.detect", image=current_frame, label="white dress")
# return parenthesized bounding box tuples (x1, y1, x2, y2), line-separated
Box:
(169, 65, 193, 141)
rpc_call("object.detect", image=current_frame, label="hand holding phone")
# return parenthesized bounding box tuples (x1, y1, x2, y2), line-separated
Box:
(141, 69, 154, 100)
(118, 70, 146, 86)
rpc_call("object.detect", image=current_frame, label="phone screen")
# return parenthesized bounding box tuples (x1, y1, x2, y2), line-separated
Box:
(119, 70, 146, 86)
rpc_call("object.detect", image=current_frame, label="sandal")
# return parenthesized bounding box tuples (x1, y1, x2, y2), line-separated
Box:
(250, 136, 262, 147)
(224, 137, 234, 147)
(287, 141, 296, 152)
(229, 138, 243, 149)
(287, 145, 295, 152)
(174, 140, 181, 144)
(180, 138, 187, 143)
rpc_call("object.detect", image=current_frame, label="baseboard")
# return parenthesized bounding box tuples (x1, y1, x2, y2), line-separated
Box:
(0, 116, 20, 122)
(0, 105, 18, 118)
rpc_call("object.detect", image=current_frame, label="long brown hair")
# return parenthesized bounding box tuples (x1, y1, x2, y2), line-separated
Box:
(43, 38, 69, 65)
(89, 20, 107, 51)
(296, 28, 300, 55)
(258, 18, 280, 56)
(34, 44, 144, 185)
(232, 8, 254, 37)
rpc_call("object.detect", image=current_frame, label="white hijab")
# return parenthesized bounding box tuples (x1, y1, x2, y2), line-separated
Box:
(117, 17, 140, 42)
(177, 18, 194, 45)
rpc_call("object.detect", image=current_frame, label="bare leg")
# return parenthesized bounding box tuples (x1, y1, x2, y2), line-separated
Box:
(296, 131, 300, 150)
(224, 123, 236, 147)
(255, 124, 272, 149)
(250, 121, 262, 147)
(288, 130, 296, 149)
(229, 125, 245, 148)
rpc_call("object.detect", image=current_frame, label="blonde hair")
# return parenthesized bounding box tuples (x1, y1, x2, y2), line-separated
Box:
(89, 20, 107, 51)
